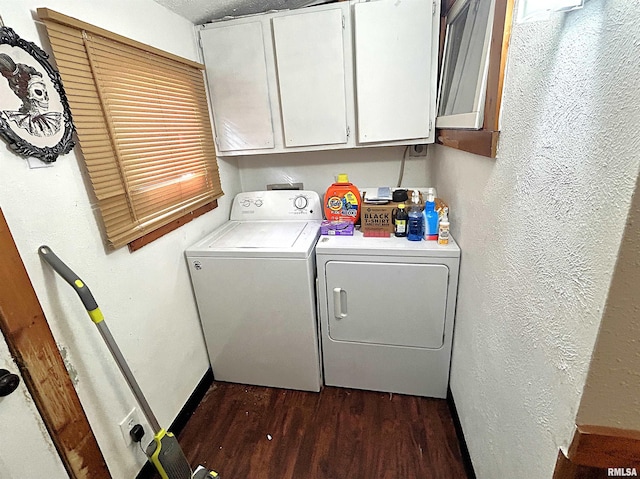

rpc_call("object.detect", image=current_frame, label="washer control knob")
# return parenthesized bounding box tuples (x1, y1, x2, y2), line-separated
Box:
(255, 199, 263, 207)
(241, 199, 251, 207)
(294, 195, 308, 210)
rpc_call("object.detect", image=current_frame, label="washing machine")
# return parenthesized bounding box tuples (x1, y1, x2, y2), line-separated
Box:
(316, 231, 460, 398)
(186, 190, 323, 392)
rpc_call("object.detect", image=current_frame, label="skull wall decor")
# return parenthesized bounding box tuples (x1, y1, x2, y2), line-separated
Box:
(0, 26, 75, 162)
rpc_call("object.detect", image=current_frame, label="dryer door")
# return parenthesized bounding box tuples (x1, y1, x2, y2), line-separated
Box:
(325, 261, 449, 349)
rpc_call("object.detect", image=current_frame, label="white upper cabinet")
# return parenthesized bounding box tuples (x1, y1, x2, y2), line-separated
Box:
(272, 8, 349, 147)
(199, 22, 274, 152)
(354, 0, 435, 143)
(198, 0, 439, 156)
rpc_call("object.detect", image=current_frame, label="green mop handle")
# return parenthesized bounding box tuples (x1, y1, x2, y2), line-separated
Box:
(38, 245, 162, 434)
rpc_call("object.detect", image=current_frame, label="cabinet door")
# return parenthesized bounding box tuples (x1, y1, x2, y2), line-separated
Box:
(272, 7, 348, 147)
(325, 261, 448, 349)
(354, 0, 433, 143)
(200, 22, 274, 152)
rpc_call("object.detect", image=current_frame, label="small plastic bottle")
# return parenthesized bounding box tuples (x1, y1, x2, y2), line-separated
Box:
(407, 191, 423, 241)
(438, 207, 450, 245)
(394, 204, 408, 237)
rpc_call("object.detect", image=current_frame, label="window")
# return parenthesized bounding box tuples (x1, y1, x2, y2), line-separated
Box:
(38, 8, 223, 250)
(436, 0, 515, 158)
(437, 0, 496, 129)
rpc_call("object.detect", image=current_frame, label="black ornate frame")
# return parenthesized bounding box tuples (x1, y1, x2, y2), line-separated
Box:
(0, 26, 74, 163)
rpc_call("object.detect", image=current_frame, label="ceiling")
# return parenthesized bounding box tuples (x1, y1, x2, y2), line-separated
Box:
(153, 0, 334, 25)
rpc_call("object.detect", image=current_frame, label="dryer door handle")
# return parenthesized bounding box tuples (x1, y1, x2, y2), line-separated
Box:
(333, 288, 348, 320)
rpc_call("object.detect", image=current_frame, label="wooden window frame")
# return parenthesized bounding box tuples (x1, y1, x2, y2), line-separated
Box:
(38, 8, 221, 251)
(436, 0, 515, 158)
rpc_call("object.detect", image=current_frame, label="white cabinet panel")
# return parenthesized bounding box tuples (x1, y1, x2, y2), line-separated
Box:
(354, 0, 433, 143)
(200, 22, 274, 152)
(272, 8, 348, 147)
(198, 0, 438, 156)
(326, 261, 448, 349)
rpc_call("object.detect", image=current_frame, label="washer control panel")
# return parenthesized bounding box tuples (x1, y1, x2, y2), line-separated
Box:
(230, 190, 322, 221)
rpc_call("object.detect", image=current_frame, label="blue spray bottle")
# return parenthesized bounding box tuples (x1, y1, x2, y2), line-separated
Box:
(423, 192, 439, 241)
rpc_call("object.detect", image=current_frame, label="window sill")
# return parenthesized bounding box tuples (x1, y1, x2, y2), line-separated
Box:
(436, 129, 500, 158)
(128, 200, 218, 252)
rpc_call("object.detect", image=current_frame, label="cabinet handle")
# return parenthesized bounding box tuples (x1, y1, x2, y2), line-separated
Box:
(333, 287, 348, 320)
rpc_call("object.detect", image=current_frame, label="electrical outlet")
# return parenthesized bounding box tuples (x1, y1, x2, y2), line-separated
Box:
(119, 407, 142, 446)
(409, 144, 428, 157)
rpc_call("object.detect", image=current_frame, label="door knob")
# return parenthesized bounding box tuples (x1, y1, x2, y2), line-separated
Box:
(0, 368, 20, 397)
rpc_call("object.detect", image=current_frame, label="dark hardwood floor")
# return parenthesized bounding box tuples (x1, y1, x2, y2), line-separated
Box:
(153, 382, 469, 479)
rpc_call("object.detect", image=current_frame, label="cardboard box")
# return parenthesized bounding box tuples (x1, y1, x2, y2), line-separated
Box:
(360, 191, 423, 236)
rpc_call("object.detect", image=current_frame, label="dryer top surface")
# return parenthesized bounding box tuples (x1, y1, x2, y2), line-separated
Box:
(315, 229, 460, 258)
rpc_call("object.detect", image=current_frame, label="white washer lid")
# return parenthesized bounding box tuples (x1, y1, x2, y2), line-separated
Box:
(186, 220, 321, 258)
(210, 222, 306, 248)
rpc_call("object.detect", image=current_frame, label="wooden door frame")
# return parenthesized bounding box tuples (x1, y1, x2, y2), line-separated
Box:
(0, 208, 110, 478)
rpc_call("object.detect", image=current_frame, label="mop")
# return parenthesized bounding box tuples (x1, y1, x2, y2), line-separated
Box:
(39, 245, 220, 479)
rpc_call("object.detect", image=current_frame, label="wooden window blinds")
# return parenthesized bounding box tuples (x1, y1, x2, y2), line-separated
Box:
(39, 9, 223, 249)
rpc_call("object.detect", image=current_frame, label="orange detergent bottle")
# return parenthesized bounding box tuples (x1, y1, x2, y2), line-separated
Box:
(324, 174, 361, 223)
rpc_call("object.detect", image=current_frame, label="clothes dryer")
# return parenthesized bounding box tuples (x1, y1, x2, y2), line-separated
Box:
(316, 231, 460, 398)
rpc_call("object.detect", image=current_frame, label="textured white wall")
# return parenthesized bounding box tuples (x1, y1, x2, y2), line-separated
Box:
(0, 1, 241, 477)
(430, 1, 640, 477)
(577, 173, 640, 430)
(238, 146, 431, 196)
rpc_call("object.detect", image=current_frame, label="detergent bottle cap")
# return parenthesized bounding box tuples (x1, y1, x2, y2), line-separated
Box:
(398, 203, 405, 209)
(337, 173, 350, 183)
